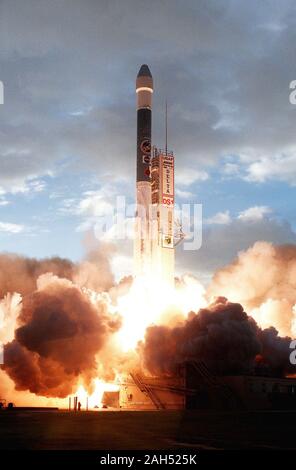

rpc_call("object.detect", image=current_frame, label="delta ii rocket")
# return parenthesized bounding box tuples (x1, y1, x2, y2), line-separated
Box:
(134, 64, 175, 286)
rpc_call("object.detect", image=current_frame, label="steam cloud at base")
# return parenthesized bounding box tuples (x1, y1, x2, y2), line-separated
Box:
(209, 242, 296, 337)
(0, 241, 295, 404)
(4, 274, 121, 397)
(140, 297, 293, 377)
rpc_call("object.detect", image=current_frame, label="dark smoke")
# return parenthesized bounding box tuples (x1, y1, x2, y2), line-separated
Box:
(141, 297, 294, 377)
(3, 276, 120, 397)
(258, 327, 293, 375)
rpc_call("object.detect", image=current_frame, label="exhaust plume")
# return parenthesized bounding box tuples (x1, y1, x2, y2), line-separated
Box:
(0, 253, 74, 298)
(1, 240, 295, 404)
(2, 273, 120, 397)
(140, 297, 293, 377)
(208, 242, 296, 336)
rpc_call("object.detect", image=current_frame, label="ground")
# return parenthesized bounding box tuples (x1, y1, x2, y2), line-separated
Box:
(0, 409, 295, 450)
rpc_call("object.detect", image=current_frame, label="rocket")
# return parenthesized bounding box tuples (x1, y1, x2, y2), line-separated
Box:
(134, 65, 153, 278)
(134, 64, 175, 286)
(136, 64, 153, 185)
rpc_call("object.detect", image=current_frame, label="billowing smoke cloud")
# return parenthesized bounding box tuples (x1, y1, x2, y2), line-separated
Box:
(3, 274, 120, 397)
(73, 244, 115, 293)
(0, 243, 120, 400)
(208, 242, 296, 336)
(0, 242, 114, 300)
(0, 253, 74, 298)
(257, 327, 293, 375)
(1, 240, 295, 403)
(140, 297, 293, 377)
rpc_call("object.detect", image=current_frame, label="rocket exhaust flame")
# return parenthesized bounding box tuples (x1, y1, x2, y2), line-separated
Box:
(75, 379, 120, 409)
(115, 274, 207, 352)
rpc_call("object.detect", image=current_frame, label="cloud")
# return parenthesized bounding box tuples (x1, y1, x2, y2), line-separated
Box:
(176, 169, 209, 186)
(221, 152, 296, 187)
(175, 188, 195, 199)
(206, 210, 231, 225)
(28, 180, 47, 193)
(222, 162, 240, 177)
(59, 185, 122, 234)
(77, 191, 114, 218)
(0, 0, 294, 269)
(244, 153, 296, 185)
(177, 206, 296, 279)
(238, 206, 272, 222)
(0, 199, 10, 206)
(0, 0, 295, 194)
(0, 222, 25, 233)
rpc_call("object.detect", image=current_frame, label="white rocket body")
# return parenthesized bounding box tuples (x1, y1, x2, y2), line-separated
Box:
(134, 65, 153, 278)
(134, 65, 175, 287)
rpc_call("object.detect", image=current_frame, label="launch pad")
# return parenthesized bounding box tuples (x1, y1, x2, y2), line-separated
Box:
(104, 362, 296, 412)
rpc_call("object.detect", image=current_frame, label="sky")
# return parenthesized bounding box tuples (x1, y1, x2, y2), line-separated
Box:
(0, 0, 295, 283)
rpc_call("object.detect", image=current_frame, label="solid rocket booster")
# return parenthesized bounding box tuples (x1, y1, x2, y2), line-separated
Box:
(134, 65, 153, 277)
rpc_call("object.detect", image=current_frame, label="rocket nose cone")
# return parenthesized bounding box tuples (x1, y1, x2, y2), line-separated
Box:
(137, 64, 152, 78)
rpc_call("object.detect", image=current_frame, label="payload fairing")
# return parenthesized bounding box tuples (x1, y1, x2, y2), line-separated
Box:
(134, 65, 175, 286)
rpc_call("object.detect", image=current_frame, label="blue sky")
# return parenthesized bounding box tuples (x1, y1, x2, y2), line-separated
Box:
(0, 0, 295, 281)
